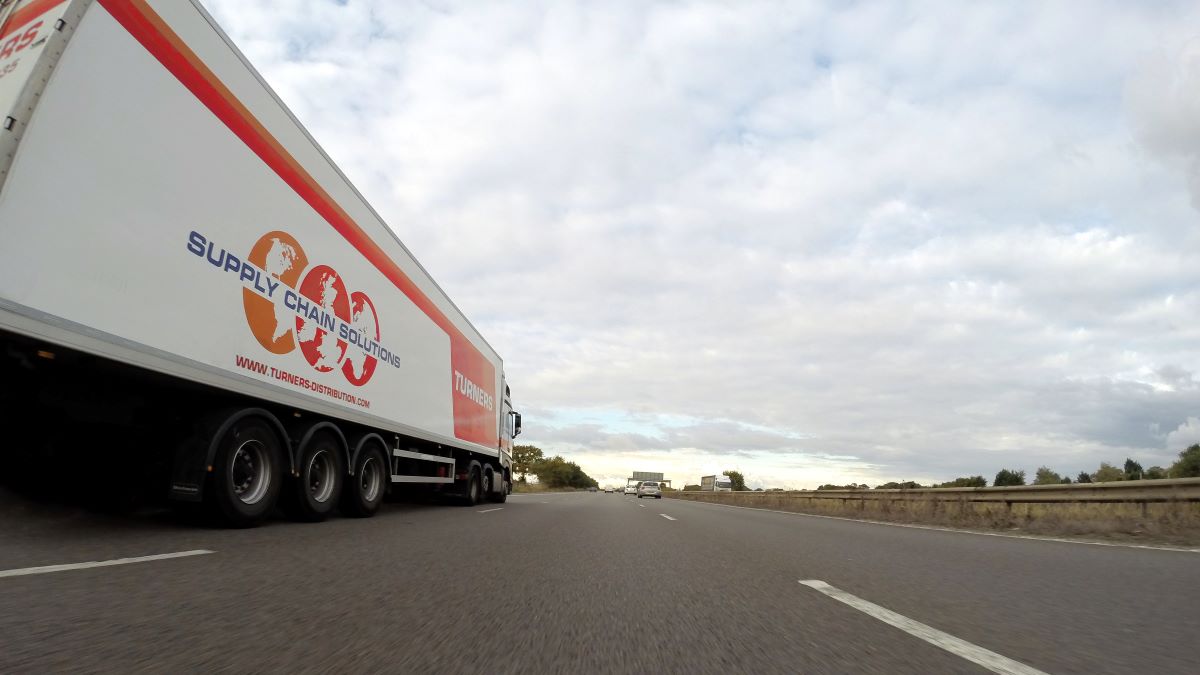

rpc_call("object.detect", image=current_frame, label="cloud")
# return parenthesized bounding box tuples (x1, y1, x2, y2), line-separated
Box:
(1165, 417, 1200, 452)
(200, 1, 1200, 488)
(1127, 38, 1200, 209)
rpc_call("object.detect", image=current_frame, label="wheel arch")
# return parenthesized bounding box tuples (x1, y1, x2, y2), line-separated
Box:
(348, 432, 389, 477)
(204, 408, 293, 477)
(289, 420, 350, 477)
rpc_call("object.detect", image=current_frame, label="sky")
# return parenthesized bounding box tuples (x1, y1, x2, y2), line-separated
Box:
(200, 0, 1200, 489)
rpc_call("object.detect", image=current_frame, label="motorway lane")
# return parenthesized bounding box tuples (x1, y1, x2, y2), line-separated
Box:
(0, 490, 1194, 674)
(653, 497, 1200, 674)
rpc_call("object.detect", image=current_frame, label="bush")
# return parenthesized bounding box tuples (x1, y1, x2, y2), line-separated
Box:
(1123, 458, 1144, 481)
(530, 455, 598, 489)
(875, 481, 924, 489)
(994, 469, 1026, 487)
(1092, 463, 1124, 483)
(1170, 444, 1200, 478)
(1033, 467, 1063, 485)
(724, 470, 748, 491)
(934, 476, 987, 488)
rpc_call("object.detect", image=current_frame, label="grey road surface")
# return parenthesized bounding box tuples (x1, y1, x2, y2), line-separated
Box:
(0, 490, 1196, 674)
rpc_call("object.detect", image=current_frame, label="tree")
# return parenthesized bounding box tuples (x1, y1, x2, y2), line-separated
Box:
(1123, 458, 1144, 481)
(1060, 475, 1072, 484)
(1144, 466, 1167, 480)
(1170, 444, 1200, 478)
(993, 469, 1026, 487)
(1033, 467, 1063, 485)
(724, 470, 748, 491)
(934, 476, 987, 488)
(875, 481, 924, 489)
(683, 484, 701, 491)
(818, 483, 869, 490)
(1092, 462, 1124, 483)
(512, 445, 544, 482)
(531, 455, 597, 489)
(1075, 471, 1092, 484)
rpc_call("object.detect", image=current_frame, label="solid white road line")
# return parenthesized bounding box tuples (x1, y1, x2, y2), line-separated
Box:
(799, 580, 1048, 675)
(659, 514, 677, 521)
(478, 508, 504, 513)
(638, 504, 647, 508)
(0, 550, 214, 579)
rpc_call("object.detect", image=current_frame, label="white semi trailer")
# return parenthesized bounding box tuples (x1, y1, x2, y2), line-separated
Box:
(0, 0, 521, 526)
(700, 475, 733, 492)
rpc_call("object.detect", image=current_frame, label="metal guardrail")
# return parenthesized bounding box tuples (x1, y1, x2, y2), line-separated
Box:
(673, 478, 1200, 504)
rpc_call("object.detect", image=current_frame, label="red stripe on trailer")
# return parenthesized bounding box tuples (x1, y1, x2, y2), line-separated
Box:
(97, 0, 497, 447)
(0, 0, 66, 41)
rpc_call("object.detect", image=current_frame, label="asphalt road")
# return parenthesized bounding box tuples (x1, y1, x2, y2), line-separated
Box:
(1, 490, 1197, 674)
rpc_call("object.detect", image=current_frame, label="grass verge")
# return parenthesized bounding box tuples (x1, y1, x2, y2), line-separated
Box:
(667, 491, 1200, 547)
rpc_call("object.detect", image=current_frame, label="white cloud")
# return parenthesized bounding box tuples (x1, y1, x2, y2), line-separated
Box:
(1127, 37, 1200, 209)
(1165, 417, 1200, 452)
(201, 0, 1200, 488)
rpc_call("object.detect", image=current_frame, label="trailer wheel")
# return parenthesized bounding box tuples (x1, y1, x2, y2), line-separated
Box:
(208, 417, 283, 527)
(284, 433, 344, 522)
(341, 443, 387, 518)
(458, 462, 482, 506)
(488, 471, 508, 503)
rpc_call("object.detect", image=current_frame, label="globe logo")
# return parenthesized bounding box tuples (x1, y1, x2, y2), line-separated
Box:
(242, 231, 381, 386)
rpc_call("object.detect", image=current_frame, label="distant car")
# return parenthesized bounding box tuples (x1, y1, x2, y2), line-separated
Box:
(623, 485, 637, 495)
(587, 486, 598, 492)
(636, 481, 662, 499)
(604, 487, 614, 493)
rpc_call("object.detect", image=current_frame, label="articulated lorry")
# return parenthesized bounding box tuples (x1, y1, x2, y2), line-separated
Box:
(700, 475, 733, 492)
(0, 0, 521, 525)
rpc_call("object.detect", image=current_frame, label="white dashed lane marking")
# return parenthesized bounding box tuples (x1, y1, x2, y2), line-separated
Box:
(799, 580, 1048, 675)
(0, 550, 215, 579)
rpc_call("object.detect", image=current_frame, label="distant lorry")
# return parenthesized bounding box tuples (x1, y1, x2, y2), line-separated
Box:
(0, 0, 520, 526)
(701, 475, 733, 492)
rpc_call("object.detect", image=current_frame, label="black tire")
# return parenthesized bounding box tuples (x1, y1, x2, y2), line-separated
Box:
(283, 432, 344, 522)
(341, 443, 387, 518)
(488, 472, 509, 503)
(207, 417, 283, 528)
(458, 462, 482, 506)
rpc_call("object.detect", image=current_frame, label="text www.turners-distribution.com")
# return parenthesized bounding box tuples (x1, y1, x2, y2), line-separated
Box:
(235, 355, 371, 409)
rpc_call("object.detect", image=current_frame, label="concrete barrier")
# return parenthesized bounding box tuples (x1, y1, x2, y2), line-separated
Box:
(666, 479, 1200, 544)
